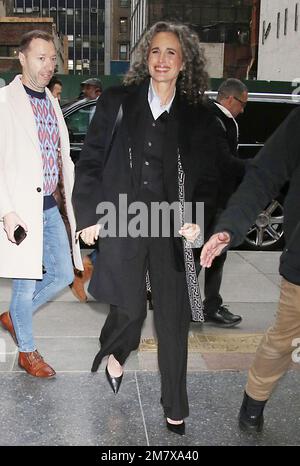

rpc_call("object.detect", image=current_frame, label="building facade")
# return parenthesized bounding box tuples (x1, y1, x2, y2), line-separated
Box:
(0, 0, 14, 15)
(11, 0, 105, 75)
(258, 0, 300, 82)
(131, 0, 254, 79)
(0, 16, 67, 74)
(110, 0, 130, 75)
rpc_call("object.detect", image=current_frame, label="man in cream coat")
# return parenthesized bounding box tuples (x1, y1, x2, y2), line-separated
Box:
(0, 30, 83, 377)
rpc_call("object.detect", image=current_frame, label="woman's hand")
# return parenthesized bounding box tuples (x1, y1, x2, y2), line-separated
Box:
(179, 223, 201, 243)
(76, 224, 101, 246)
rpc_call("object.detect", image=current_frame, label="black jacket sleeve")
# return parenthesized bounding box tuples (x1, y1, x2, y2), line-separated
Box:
(215, 107, 300, 246)
(72, 88, 121, 230)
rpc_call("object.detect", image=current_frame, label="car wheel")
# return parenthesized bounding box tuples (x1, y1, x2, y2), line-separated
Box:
(243, 199, 284, 251)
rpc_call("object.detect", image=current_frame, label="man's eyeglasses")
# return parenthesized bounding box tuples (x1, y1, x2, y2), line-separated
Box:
(233, 96, 247, 108)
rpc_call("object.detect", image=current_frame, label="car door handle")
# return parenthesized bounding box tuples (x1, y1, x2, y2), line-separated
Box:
(71, 145, 83, 151)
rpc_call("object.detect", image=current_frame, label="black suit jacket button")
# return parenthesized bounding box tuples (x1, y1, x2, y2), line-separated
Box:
(37, 187, 42, 192)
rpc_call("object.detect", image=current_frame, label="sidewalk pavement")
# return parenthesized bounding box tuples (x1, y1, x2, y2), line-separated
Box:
(0, 250, 299, 446)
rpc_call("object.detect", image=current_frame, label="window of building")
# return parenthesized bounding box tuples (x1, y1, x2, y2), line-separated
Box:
(277, 12, 280, 38)
(119, 0, 129, 7)
(75, 60, 82, 71)
(262, 20, 265, 44)
(9, 46, 18, 57)
(119, 44, 128, 60)
(120, 17, 128, 33)
(0, 45, 19, 57)
(82, 59, 90, 70)
(284, 8, 288, 35)
(295, 3, 299, 31)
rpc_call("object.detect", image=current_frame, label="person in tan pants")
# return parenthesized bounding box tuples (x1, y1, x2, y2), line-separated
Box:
(246, 278, 300, 403)
(201, 104, 300, 432)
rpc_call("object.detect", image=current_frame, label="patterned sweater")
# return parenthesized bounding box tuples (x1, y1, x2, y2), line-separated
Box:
(24, 85, 60, 197)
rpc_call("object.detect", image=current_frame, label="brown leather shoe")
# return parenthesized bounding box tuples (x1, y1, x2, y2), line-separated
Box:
(70, 255, 94, 302)
(70, 270, 88, 302)
(18, 350, 56, 378)
(0, 311, 18, 345)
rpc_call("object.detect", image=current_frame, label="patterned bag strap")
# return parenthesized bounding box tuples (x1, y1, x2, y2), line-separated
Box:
(177, 149, 204, 322)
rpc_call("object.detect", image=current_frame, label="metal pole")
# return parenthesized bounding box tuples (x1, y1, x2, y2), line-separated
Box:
(104, 0, 110, 75)
(96, 0, 99, 75)
(81, 0, 83, 74)
(73, 0, 76, 74)
(88, 0, 91, 75)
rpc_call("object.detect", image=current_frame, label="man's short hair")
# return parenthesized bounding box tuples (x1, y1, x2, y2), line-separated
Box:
(19, 30, 54, 53)
(217, 78, 248, 99)
(81, 78, 102, 92)
(47, 76, 63, 92)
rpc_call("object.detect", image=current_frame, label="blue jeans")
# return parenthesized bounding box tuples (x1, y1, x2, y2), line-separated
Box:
(88, 249, 98, 266)
(10, 206, 74, 352)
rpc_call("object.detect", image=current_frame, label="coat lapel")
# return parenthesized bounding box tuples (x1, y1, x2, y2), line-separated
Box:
(7, 76, 41, 156)
(163, 96, 194, 203)
(162, 102, 179, 203)
(122, 80, 150, 192)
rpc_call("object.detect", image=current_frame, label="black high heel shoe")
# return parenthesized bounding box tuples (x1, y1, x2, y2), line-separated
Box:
(166, 419, 185, 436)
(105, 365, 123, 394)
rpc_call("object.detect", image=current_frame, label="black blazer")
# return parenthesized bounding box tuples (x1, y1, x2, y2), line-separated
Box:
(210, 101, 239, 155)
(72, 79, 223, 305)
(207, 100, 248, 207)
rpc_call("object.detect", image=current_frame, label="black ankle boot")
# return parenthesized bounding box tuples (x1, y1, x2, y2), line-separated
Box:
(238, 391, 267, 432)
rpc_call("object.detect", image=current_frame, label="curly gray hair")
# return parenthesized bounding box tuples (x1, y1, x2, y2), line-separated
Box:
(123, 21, 209, 105)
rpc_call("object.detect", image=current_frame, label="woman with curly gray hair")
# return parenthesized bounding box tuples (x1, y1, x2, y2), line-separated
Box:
(73, 21, 221, 435)
(124, 21, 209, 105)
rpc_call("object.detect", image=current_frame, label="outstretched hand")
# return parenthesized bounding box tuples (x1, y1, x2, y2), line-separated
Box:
(200, 232, 231, 268)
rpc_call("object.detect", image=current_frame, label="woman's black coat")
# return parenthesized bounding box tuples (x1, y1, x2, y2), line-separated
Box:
(72, 79, 223, 306)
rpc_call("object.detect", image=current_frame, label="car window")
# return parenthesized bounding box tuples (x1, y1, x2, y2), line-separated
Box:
(65, 103, 96, 143)
(238, 101, 299, 144)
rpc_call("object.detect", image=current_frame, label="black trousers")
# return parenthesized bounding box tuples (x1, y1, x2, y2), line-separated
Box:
(91, 236, 191, 420)
(194, 247, 227, 314)
(203, 251, 227, 313)
(194, 208, 227, 314)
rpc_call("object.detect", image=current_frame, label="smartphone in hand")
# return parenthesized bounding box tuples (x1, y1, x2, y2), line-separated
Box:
(14, 225, 27, 245)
